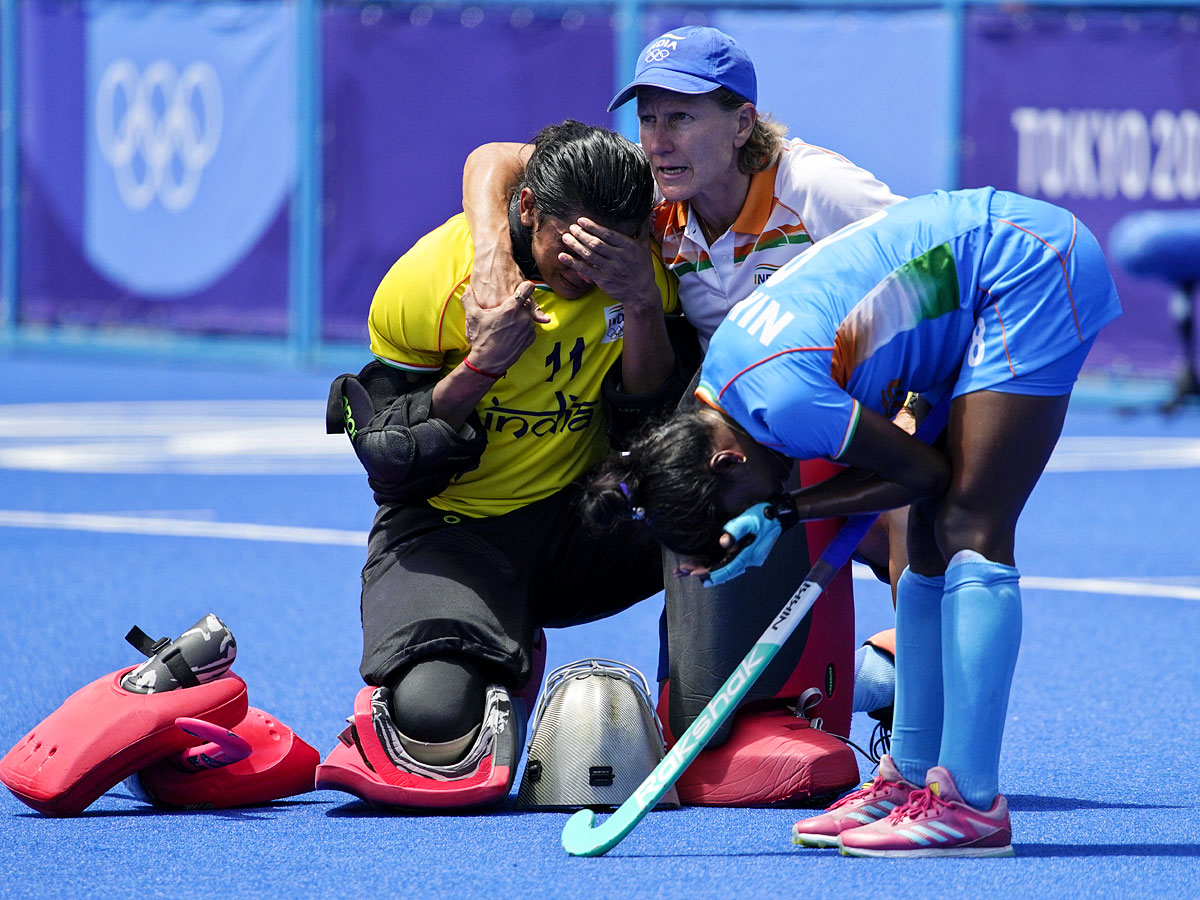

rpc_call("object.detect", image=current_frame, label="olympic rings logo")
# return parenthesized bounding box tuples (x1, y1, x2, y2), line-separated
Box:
(95, 59, 223, 213)
(645, 48, 672, 62)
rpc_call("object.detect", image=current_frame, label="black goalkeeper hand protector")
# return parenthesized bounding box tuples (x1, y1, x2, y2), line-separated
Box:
(327, 363, 487, 504)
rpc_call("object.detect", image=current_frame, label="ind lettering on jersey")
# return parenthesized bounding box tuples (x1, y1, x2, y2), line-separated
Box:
(731, 291, 794, 346)
(602, 304, 624, 344)
(752, 263, 781, 285)
(481, 390, 597, 437)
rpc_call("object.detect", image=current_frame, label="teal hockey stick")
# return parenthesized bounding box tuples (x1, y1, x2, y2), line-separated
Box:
(560, 511, 874, 857)
(561, 395, 949, 857)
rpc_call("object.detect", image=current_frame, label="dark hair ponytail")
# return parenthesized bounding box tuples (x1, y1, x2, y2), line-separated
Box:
(518, 120, 653, 228)
(580, 411, 730, 564)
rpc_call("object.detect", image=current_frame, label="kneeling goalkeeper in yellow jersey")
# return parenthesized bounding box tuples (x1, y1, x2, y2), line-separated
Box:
(316, 121, 684, 809)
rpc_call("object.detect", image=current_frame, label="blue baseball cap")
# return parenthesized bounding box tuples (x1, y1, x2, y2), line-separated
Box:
(607, 26, 757, 112)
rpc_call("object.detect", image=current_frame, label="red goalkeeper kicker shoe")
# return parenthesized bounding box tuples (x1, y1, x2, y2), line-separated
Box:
(838, 765, 1015, 858)
(791, 754, 918, 848)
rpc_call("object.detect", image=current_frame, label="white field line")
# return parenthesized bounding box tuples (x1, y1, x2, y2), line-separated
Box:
(0, 508, 1197, 602)
(0, 509, 366, 547)
(851, 566, 1200, 601)
(1014, 575, 1200, 601)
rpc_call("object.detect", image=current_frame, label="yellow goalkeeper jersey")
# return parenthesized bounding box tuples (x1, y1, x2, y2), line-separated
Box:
(368, 213, 679, 518)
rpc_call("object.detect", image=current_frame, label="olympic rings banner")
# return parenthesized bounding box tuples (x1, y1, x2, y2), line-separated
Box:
(960, 8, 1200, 378)
(21, 0, 295, 335)
(12, 0, 1200, 378)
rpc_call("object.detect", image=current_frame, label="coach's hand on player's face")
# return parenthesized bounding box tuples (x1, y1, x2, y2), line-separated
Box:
(461, 281, 546, 373)
(560, 217, 660, 314)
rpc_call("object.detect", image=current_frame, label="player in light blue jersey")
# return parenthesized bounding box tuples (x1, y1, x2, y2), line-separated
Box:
(582, 187, 1121, 857)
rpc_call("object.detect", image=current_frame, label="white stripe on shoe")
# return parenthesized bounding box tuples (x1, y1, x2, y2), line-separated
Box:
(926, 821, 966, 839)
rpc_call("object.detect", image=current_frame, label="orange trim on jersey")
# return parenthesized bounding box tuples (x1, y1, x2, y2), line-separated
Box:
(834, 399, 861, 459)
(737, 223, 811, 263)
(694, 390, 723, 413)
(830, 329, 855, 389)
(655, 199, 689, 233)
(774, 196, 804, 223)
(715, 346, 835, 402)
(730, 164, 781, 235)
(996, 216, 1083, 341)
(653, 203, 687, 267)
(977, 286, 1016, 377)
(437, 273, 471, 353)
(672, 200, 688, 231)
(993, 301, 1016, 377)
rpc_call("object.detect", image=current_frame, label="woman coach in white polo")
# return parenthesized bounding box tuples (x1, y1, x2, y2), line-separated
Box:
(462, 25, 906, 808)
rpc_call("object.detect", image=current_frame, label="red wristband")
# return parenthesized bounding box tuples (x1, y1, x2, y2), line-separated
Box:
(463, 358, 504, 379)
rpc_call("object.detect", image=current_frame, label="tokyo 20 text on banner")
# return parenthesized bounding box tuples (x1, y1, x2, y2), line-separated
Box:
(560, 396, 949, 857)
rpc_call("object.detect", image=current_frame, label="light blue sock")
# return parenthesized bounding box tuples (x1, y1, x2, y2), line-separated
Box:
(890, 567, 946, 786)
(938, 549, 1022, 810)
(852, 644, 895, 715)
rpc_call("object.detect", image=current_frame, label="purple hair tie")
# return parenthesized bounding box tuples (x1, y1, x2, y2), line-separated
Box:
(618, 482, 646, 522)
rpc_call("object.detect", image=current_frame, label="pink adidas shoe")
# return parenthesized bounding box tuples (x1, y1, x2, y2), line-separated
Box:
(838, 765, 1014, 858)
(791, 755, 918, 848)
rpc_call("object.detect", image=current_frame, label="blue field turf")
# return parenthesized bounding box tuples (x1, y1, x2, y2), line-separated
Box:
(2, 351, 1198, 898)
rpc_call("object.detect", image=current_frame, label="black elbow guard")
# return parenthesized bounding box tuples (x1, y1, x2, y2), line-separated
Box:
(601, 358, 690, 449)
(327, 365, 487, 502)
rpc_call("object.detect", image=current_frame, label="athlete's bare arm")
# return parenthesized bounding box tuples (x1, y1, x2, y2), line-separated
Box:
(462, 142, 531, 310)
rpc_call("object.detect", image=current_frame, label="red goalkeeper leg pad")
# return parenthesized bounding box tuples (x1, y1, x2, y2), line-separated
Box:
(511, 628, 547, 714)
(0, 666, 248, 817)
(134, 707, 320, 809)
(314, 685, 520, 810)
(659, 691, 859, 808)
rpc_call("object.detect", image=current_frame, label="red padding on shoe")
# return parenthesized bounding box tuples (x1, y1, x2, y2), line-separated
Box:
(658, 694, 859, 808)
(136, 707, 319, 808)
(313, 687, 512, 810)
(0, 666, 248, 817)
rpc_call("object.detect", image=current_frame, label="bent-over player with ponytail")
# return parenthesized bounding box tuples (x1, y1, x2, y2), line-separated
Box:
(583, 187, 1121, 855)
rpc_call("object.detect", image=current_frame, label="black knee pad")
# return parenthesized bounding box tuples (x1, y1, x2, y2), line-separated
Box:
(385, 656, 487, 743)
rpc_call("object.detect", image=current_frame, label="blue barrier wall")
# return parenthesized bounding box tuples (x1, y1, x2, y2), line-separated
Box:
(321, 3, 617, 342)
(0, 1, 1197, 381)
(649, 7, 957, 198)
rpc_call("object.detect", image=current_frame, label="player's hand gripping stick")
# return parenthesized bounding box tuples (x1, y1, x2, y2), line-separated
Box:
(701, 496, 799, 586)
